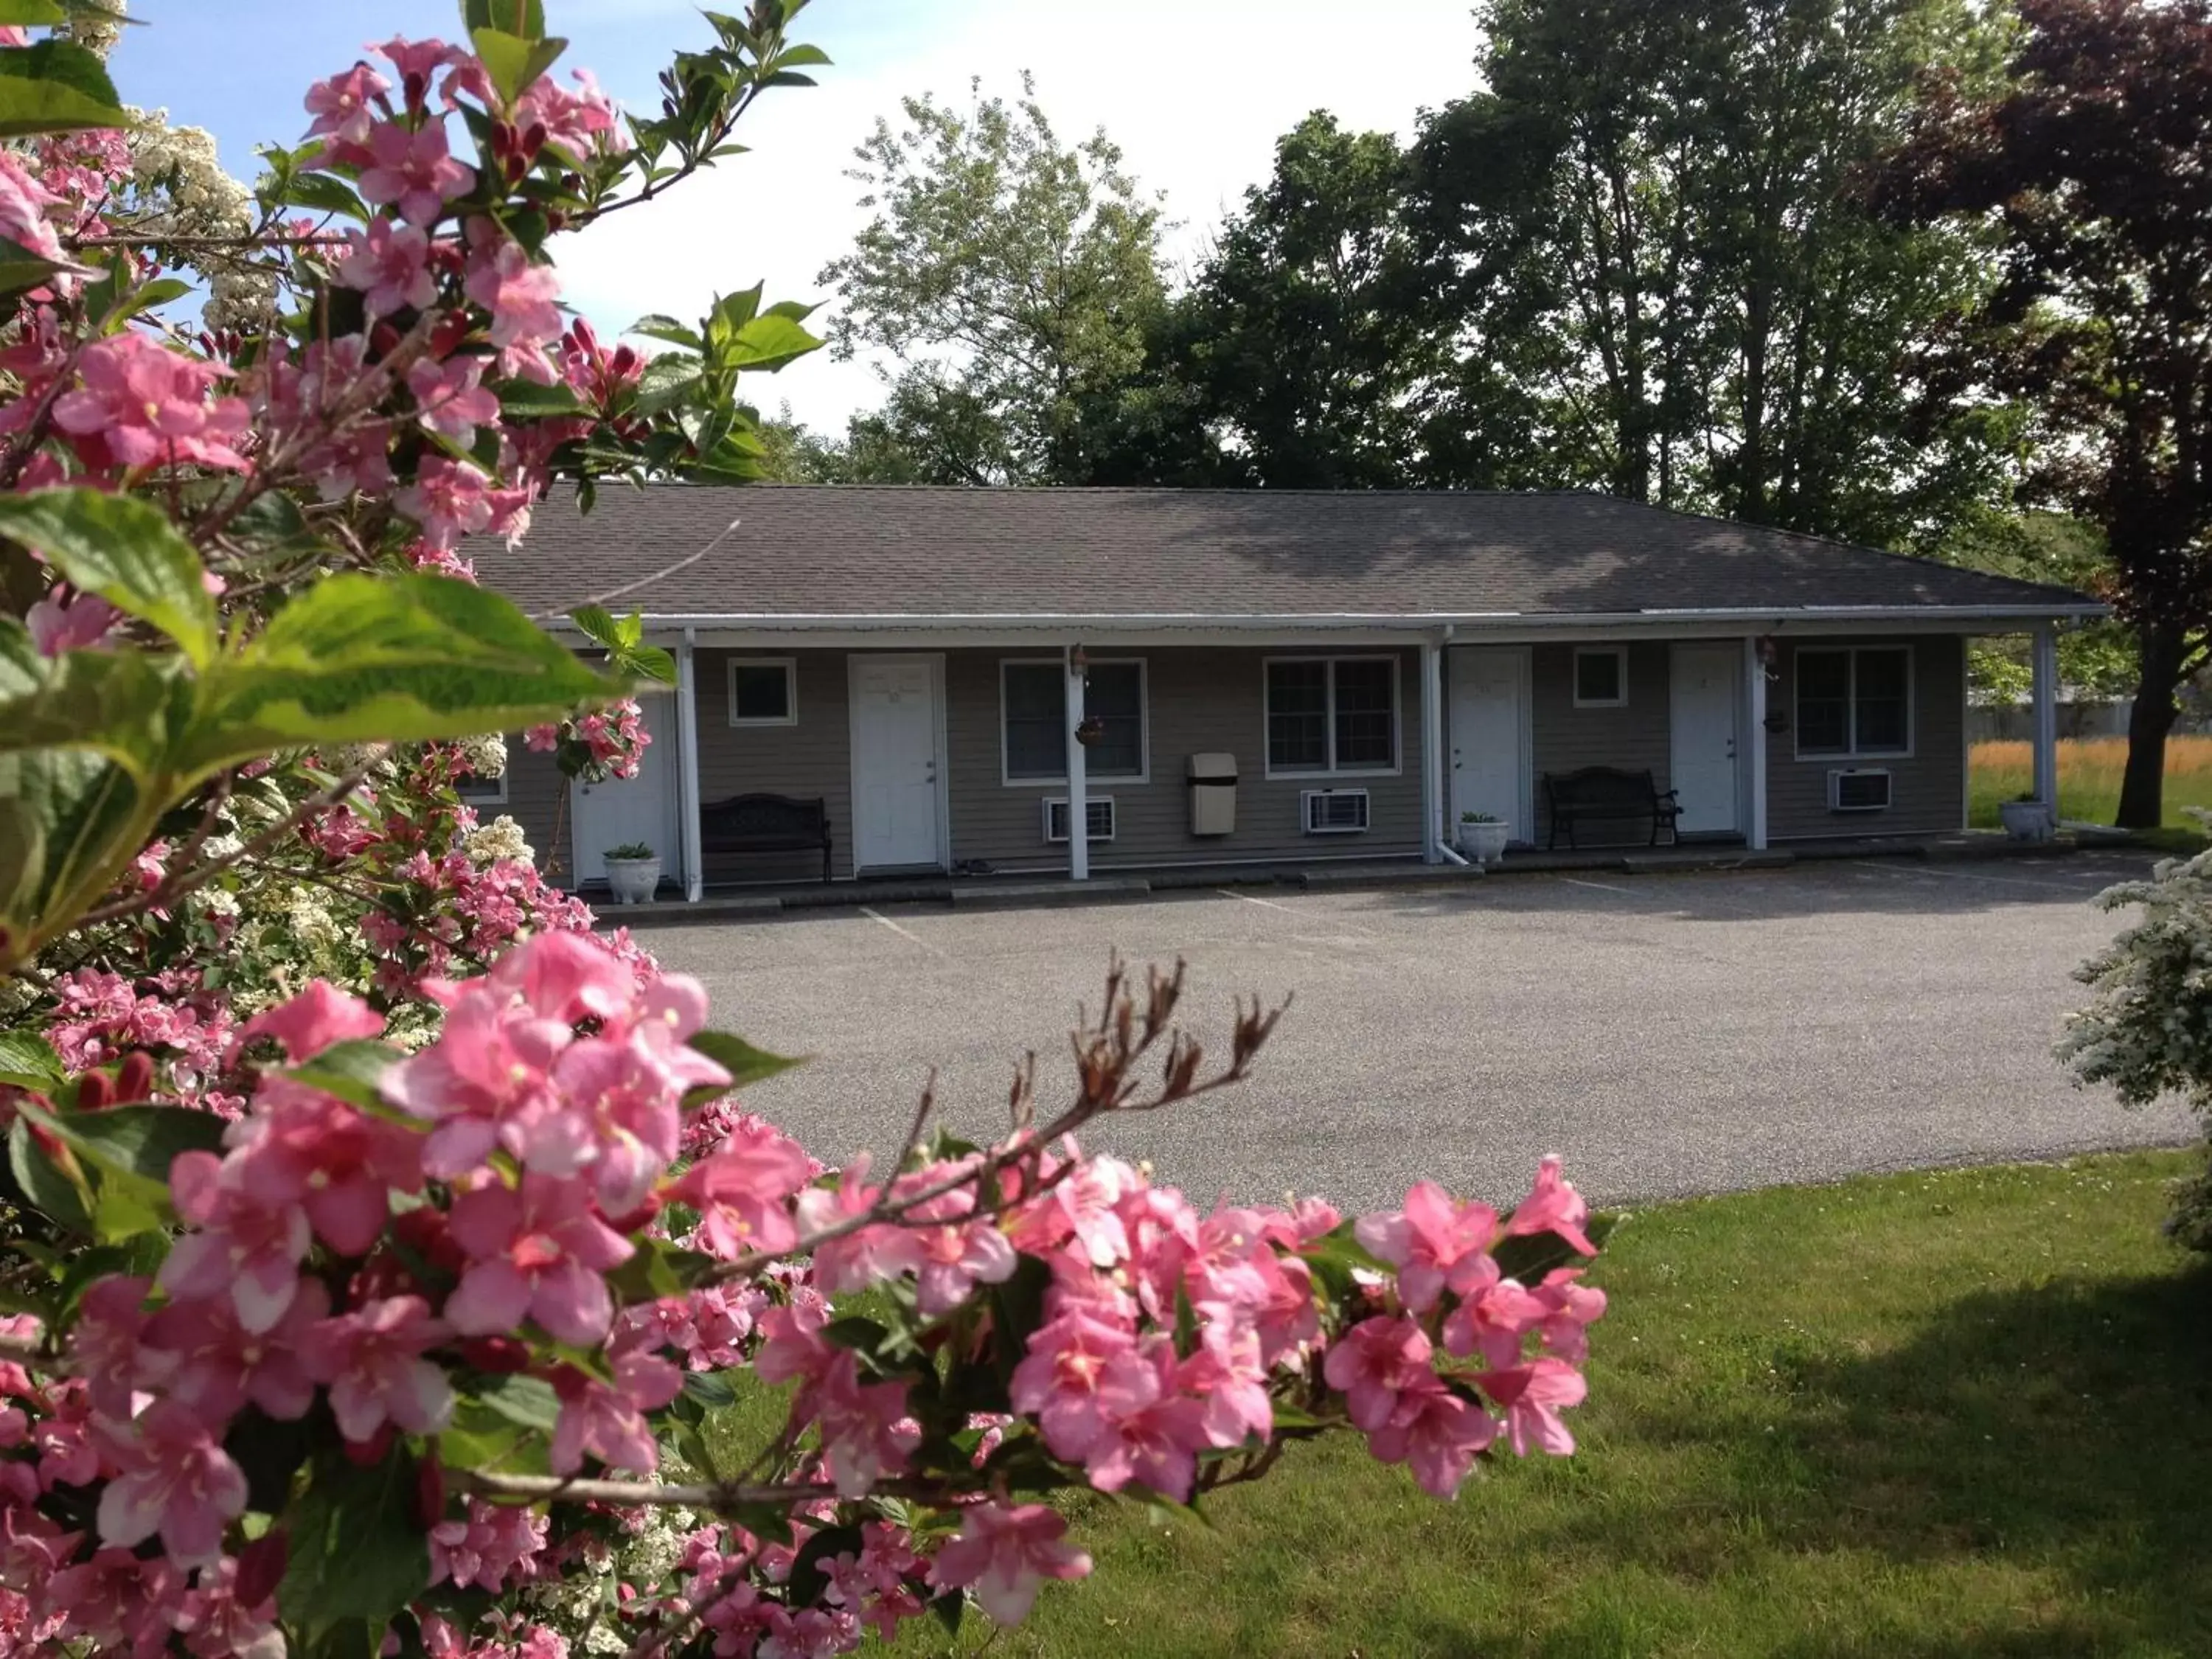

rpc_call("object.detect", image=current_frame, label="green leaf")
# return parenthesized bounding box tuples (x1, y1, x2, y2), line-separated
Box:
(462, 0, 543, 38)
(0, 2, 66, 24)
(0, 489, 220, 667)
(0, 723, 151, 965)
(680, 1369, 737, 1411)
(123, 275, 194, 316)
(470, 27, 566, 105)
(21, 1099, 226, 1186)
(725, 313, 821, 374)
(684, 1031, 805, 1094)
(0, 1032, 60, 1090)
(605, 1237, 717, 1302)
(88, 1164, 170, 1241)
(278, 170, 369, 222)
(490, 377, 585, 418)
(9, 1118, 90, 1233)
(475, 1371, 561, 1433)
(0, 38, 126, 136)
(276, 1445, 432, 1633)
(191, 574, 616, 770)
(280, 1039, 406, 1111)
(0, 232, 90, 296)
(930, 1589, 965, 1638)
(627, 314, 703, 351)
(1491, 1211, 1618, 1282)
(770, 44, 832, 70)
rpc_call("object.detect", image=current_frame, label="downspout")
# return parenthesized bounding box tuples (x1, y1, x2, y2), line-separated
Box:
(1420, 636, 1444, 865)
(678, 627, 703, 902)
(1065, 643, 1088, 882)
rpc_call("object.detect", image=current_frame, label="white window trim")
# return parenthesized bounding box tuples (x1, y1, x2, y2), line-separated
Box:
(1262, 654, 1403, 780)
(998, 656, 1150, 787)
(456, 773, 508, 807)
(1043, 796, 1118, 843)
(727, 655, 799, 728)
(1793, 644, 1915, 762)
(1571, 645, 1630, 709)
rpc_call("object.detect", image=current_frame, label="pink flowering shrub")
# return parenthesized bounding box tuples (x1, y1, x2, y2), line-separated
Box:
(0, 7, 1610, 1656)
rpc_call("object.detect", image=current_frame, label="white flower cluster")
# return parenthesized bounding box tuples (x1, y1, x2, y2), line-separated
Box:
(464, 813, 535, 866)
(120, 108, 272, 331)
(460, 731, 509, 781)
(2059, 818, 2212, 1117)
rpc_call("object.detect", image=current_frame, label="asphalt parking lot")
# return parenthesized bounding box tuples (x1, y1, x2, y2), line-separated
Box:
(639, 852, 2195, 1215)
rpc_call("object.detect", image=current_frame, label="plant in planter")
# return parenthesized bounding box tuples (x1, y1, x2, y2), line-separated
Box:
(1458, 810, 1512, 864)
(1074, 713, 1108, 745)
(1999, 791, 2056, 844)
(605, 840, 664, 904)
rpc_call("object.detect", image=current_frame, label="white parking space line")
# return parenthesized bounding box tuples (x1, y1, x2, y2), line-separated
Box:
(1558, 876, 1636, 895)
(1217, 888, 1305, 914)
(860, 907, 943, 956)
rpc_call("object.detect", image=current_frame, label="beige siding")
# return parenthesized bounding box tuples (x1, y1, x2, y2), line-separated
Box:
(1767, 635, 1964, 839)
(947, 645, 1425, 872)
(693, 648, 856, 881)
(1526, 642, 1674, 846)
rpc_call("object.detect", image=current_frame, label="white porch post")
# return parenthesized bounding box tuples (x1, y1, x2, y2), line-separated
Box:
(1065, 644, 1088, 881)
(677, 627, 703, 902)
(2031, 620, 2060, 815)
(1420, 637, 1444, 863)
(1744, 636, 1770, 851)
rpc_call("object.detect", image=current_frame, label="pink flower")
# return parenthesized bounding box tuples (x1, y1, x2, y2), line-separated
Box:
(672, 1121, 814, 1259)
(463, 222, 561, 358)
(515, 69, 628, 163)
(1504, 1156, 1599, 1257)
(430, 1497, 547, 1591)
(1439, 1272, 1547, 1368)
(444, 1174, 633, 1346)
(139, 1276, 328, 1427)
(1072, 1338, 1212, 1500)
(797, 1159, 918, 1293)
(1477, 1357, 1588, 1456)
(1321, 1315, 1433, 1432)
(307, 1295, 453, 1443)
(303, 62, 391, 146)
(171, 1551, 284, 1659)
(159, 1150, 311, 1333)
(549, 1351, 681, 1475)
(1364, 1377, 1498, 1498)
(369, 35, 466, 104)
(1180, 1322, 1273, 1449)
(357, 119, 475, 223)
(335, 218, 436, 316)
(1531, 1267, 1607, 1363)
(0, 150, 63, 264)
(26, 586, 118, 656)
(94, 1400, 248, 1569)
(46, 1546, 187, 1655)
(393, 453, 494, 551)
(904, 1188, 1018, 1316)
(407, 354, 498, 442)
(925, 1501, 1091, 1627)
(222, 1082, 424, 1256)
(235, 980, 383, 1062)
(65, 1275, 153, 1417)
(1009, 1307, 1139, 1463)
(807, 1349, 922, 1497)
(1354, 1180, 1500, 1312)
(51, 333, 251, 471)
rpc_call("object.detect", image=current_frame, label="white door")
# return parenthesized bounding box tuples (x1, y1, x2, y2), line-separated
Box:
(1450, 647, 1530, 838)
(1669, 643, 1741, 835)
(570, 690, 681, 884)
(849, 655, 944, 871)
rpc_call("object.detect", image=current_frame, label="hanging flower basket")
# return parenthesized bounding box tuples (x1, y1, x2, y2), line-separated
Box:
(1073, 714, 1108, 746)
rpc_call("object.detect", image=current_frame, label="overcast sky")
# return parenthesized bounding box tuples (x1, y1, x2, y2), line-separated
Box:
(115, 1, 1483, 433)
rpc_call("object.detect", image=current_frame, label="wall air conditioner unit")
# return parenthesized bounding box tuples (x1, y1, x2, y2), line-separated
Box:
(1828, 768, 1893, 812)
(1043, 797, 1116, 843)
(1302, 788, 1371, 834)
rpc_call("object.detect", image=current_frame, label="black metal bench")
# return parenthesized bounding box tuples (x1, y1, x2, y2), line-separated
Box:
(700, 793, 832, 884)
(1542, 767, 1683, 850)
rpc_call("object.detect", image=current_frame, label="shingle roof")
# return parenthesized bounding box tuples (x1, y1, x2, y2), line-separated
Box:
(473, 484, 2097, 622)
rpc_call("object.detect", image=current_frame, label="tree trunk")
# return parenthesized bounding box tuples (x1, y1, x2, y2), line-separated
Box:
(2116, 618, 2188, 829)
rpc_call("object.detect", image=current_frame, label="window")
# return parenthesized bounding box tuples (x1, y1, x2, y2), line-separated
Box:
(728, 658, 796, 726)
(1572, 647, 1628, 708)
(1001, 659, 1147, 783)
(1265, 657, 1399, 775)
(456, 771, 506, 807)
(1795, 646, 1912, 758)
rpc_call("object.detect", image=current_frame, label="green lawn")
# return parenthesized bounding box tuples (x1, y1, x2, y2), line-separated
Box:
(855, 1151, 2212, 1658)
(1969, 737, 2212, 840)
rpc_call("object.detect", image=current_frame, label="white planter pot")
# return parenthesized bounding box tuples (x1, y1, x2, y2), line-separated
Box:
(604, 856, 662, 905)
(1458, 821, 1512, 865)
(1998, 800, 2055, 844)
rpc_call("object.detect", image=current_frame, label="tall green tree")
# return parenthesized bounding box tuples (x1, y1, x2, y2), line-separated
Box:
(1177, 114, 1433, 488)
(819, 75, 1169, 484)
(1876, 0, 2212, 827)
(1407, 0, 2009, 544)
